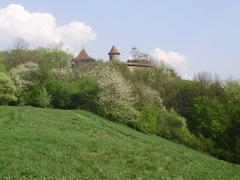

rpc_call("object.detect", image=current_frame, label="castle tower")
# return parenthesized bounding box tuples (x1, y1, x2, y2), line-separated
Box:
(108, 45, 120, 62)
(72, 48, 95, 68)
(76, 48, 91, 61)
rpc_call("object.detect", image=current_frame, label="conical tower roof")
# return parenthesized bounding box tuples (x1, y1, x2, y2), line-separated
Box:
(108, 45, 120, 55)
(76, 48, 90, 60)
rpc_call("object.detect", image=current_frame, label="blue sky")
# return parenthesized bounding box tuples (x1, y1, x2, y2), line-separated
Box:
(0, 0, 240, 79)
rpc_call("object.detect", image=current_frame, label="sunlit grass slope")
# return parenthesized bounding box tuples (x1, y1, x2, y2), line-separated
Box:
(0, 106, 239, 179)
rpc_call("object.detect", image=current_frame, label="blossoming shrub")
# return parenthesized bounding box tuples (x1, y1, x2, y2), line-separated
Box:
(0, 73, 17, 105)
(78, 62, 139, 125)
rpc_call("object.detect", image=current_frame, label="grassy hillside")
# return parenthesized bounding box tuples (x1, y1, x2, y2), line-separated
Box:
(0, 106, 239, 179)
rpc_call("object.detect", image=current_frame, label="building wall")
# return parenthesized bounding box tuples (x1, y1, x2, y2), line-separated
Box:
(109, 54, 120, 61)
(127, 65, 153, 72)
(72, 59, 95, 69)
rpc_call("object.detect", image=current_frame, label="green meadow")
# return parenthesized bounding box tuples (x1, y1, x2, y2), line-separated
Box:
(0, 106, 239, 179)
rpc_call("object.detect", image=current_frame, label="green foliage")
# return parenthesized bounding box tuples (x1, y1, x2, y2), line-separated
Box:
(36, 87, 52, 108)
(131, 67, 180, 109)
(192, 96, 228, 139)
(173, 80, 202, 119)
(0, 63, 7, 74)
(4, 47, 72, 69)
(0, 73, 17, 105)
(223, 80, 240, 163)
(45, 79, 72, 108)
(133, 83, 162, 109)
(137, 105, 204, 150)
(155, 108, 202, 149)
(110, 61, 132, 80)
(43, 49, 72, 69)
(5, 49, 35, 68)
(69, 76, 101, 110)
(22, 86, 51, 108)
(0, 52, 7, 73)
(45, 77, 101, 110)
(138, 105, 158, 133)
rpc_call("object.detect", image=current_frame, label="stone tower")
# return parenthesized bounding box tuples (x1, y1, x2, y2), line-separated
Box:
(108, 45, 120, 62)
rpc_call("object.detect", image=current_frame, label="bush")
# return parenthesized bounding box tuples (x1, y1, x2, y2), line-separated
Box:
(0, 53, 7, 73)
(46, 76, 101, 110)
(36, 87, 51, 108)
(69, 76, 101, 110)
(133, 83, 162, 109)
(156, 108, 185, 138)
(191, 96, 228, 139)
(10, 62, 39, 92)
(45, 79, 73, 109)
(20, 85, 48, 108)
(223, 80, 240, 163)
(137, 105, 158, 133)
(131, 66, 181, 109)
(0, 73, 17, 105)
(137, 105, 204, 150)
(156, 108, 204, 150)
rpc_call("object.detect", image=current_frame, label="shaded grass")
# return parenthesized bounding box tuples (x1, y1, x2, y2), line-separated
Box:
(0, 106, 239, 179)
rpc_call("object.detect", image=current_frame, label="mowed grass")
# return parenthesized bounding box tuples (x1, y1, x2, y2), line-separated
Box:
(0, 106, 239, 179)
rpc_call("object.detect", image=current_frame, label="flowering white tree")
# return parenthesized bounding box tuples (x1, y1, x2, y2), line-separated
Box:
(79, 62, 138, 123)
(50, 67, 73, 80)
(10, 61, 39, 91)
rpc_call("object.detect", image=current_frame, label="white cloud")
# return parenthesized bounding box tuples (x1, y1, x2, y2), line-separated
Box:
(0, 4, 96, 51)
(152, 48, 191, 79)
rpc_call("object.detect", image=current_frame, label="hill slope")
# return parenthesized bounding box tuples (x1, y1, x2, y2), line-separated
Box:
(0, 106, 239, 179)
